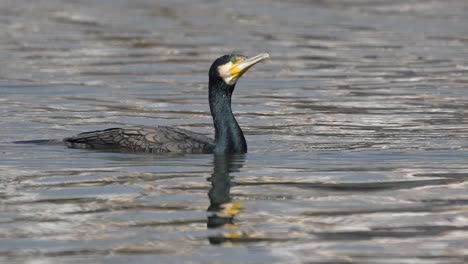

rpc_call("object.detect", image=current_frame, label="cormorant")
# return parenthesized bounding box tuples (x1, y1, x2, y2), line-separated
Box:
(63, 53, 269, 154)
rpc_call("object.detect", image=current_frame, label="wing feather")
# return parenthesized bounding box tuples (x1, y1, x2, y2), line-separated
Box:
(63, 126, 214, 153)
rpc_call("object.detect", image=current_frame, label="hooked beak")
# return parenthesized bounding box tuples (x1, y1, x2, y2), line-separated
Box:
(229, 53, 270, 80)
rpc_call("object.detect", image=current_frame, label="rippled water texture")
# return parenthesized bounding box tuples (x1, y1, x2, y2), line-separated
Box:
(1, 0, 468, 263)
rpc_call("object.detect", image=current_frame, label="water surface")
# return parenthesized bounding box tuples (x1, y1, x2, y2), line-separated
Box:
(1, 0, 468, 263)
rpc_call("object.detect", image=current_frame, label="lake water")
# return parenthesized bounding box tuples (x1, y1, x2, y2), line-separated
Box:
(1, 0, 468, 263)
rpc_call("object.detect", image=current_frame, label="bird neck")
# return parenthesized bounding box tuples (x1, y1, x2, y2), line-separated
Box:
(209, 79, 247, 153)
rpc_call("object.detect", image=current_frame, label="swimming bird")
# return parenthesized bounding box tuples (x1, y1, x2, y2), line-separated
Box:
(63, 53, 269, 154)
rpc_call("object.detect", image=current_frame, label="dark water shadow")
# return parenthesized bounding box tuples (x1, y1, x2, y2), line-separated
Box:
(206, 154, 245, 245)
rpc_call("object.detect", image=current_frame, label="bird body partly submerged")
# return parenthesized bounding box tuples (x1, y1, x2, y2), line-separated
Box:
(64, 126, 214, 154)
(61, 53, 269, 154)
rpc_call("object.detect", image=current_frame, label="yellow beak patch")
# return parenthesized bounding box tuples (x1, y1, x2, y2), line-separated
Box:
(218, 53, 269, 85)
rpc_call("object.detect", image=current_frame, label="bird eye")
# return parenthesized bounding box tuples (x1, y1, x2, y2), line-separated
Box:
(230, 57, 237, 64)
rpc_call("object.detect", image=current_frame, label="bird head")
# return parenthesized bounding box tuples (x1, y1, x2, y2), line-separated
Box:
(209, 53, 269, 86)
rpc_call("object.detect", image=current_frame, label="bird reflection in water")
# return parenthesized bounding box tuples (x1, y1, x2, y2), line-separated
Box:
(207, 154, 246, 244)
